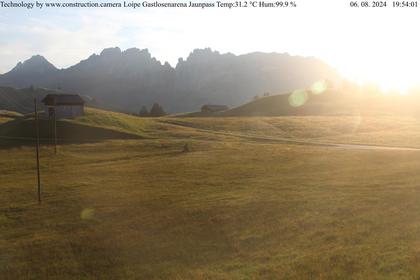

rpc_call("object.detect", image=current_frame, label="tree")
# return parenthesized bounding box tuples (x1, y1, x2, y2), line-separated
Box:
(149, 103, 166, 117)
(139, 106, 149, 117)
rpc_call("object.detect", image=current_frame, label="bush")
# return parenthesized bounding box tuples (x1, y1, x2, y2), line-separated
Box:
(149, 103, 166, 117)
(139, 106, 149, 117)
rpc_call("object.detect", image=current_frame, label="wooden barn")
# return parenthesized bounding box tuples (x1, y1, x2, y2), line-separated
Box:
(42, 94, 85, 119)
(201, 104, 229, 113)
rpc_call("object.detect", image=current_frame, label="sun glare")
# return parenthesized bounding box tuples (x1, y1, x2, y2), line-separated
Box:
(332, 50, 419, 95)
(337, 65, 414, 95)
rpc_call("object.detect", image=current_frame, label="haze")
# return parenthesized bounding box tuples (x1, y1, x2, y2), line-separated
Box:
(1, 0, 419, 91)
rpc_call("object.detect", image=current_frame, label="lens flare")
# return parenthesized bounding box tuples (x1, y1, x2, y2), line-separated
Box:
(288, 90, 308, 107)
(311, 80, 328, 95)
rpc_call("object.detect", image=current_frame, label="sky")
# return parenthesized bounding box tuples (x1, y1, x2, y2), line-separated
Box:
(1, 0, 420, 91)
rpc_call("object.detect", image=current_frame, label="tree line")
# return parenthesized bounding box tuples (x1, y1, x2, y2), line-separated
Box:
(138, 103, 166, 117)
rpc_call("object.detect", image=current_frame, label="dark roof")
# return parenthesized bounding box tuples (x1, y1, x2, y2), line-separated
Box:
(42, 94, 85, 106)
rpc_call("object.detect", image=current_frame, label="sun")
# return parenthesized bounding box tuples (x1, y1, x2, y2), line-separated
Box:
(335, 56, 417, 95)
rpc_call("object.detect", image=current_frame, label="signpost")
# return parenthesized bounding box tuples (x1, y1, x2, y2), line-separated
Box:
(48, 107, 57, 154)
(54, 109, 57, 154)
(34, 98, 41, 203)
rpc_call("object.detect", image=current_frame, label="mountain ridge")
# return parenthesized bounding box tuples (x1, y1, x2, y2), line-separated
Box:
(0, 47, 341, 113)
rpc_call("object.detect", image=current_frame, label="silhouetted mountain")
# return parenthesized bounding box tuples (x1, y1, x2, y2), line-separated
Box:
(0, 55, 59, 88)
(175, 49, 339, 111)
(0, 48, 341, 113)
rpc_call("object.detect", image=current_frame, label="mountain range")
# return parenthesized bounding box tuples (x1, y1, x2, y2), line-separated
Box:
(0, 47, 341, 113)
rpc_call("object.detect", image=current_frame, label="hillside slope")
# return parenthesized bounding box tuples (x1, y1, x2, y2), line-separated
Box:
(0, 86, 97, 115)
(0, 107, 217, 146)
(219, 90, 420, 117)
(4, 113, 420, 279)
(0, 108, 145, 144)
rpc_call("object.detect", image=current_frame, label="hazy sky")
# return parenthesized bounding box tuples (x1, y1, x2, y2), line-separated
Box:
(1, 0, 420, 91)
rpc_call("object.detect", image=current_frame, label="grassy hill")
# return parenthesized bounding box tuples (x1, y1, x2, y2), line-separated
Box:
(4, 109, 420, 278)
(221, 90, 342, 116)
(0, 107, 227, 146)
(0, 110, 22, 124)
(4, 105, 420, 148)
(164, 114, 420, 148)
(0, 108, 145, 145)
(196, 89, 420, 117)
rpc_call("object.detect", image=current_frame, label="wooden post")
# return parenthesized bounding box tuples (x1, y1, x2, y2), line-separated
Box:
(48, 109, 52, 149)
(34, 98, 41, 204)
(53, 109, 57, 154)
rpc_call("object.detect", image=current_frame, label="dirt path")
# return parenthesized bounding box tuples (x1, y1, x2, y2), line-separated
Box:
(161, 120, 420, 151)
(331, 143, 420, 151)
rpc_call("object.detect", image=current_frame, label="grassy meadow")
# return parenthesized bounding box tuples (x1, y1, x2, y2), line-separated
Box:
(3, 108, 420, 279)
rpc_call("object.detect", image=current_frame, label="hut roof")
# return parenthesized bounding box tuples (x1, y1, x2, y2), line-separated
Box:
(42, 94, 85, 106)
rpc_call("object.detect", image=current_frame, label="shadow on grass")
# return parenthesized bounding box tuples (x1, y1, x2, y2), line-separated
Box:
(0, 118, 142, 149)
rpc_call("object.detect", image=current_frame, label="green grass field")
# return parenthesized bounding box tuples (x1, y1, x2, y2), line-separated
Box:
(3, 108, 420, 279)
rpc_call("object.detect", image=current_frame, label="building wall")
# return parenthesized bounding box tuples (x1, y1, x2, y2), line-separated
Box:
(55, 105, 84, 119)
